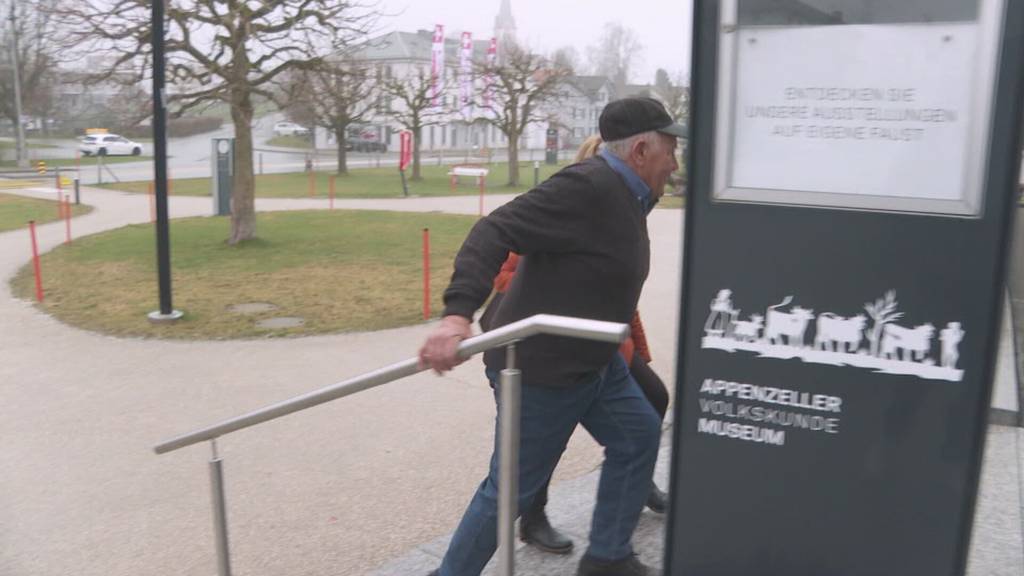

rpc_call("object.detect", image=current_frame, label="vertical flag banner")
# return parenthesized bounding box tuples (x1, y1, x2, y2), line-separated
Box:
(431, 24, 445, 108)
(400, 131, 412, 171)
(484, 38, 497, 112)
(460, 32, 473, 118)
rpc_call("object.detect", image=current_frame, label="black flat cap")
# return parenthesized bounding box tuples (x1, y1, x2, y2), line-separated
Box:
(599, 97, 688, 141)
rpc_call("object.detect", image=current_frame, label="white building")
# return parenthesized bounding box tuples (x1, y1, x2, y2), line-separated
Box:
(354, 29, 508, 154)
(351, 0, 623, 156)
(355, 34, 621, 155)
(530, 75, 614, 150)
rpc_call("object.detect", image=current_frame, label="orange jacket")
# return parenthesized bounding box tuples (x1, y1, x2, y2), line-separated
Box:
(492, 253, 651, 364)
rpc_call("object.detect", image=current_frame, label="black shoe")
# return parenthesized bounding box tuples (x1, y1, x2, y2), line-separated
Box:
(577, 553, 661, 576)
(646, 485, 667, 514)
(519, 510, 574, 554)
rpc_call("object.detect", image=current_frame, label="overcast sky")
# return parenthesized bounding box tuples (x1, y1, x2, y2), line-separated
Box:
(375, 0, 694, 85)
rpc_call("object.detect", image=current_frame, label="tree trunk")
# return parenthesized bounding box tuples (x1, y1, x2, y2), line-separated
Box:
(228, 91, 256, 245)
(411, 126, 423, 181)
(336, 128, 348, 175)
(507, 133, 519, 186)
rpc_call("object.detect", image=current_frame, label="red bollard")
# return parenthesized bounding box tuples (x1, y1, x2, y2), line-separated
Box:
(478, 175, 485, 217)
(28, 221, 43, 302)
(329, 175, 336, 210)
(308, 169, 315, 197)
(64, 195, 72, 245)
(423, 228, 431, 320)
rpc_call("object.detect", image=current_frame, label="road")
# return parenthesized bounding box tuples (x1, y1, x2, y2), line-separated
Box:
(6, 113, 560, 185)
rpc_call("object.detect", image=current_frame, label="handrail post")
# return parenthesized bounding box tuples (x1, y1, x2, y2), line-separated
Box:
(209, 439, 232, 576)
(497, 343, 521, 576)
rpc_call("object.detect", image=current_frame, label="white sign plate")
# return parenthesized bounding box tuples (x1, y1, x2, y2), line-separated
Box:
(714, 5, 1001, 216)
(733, 24, 972, 201)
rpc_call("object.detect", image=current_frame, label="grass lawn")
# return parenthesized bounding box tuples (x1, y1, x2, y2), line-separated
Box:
(0, 193, 93, 233)
(97, 161, 569, 199)
(0, 139, 57, 150)
(10, 210, 477, 339)
(8, 153, 153, 167)
(656, 195, 684, 209)
(0, 155, 154, 169)
(266, 135, 312, 148)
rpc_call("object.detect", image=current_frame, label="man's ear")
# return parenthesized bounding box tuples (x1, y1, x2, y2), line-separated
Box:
(631, 138, 648, 164)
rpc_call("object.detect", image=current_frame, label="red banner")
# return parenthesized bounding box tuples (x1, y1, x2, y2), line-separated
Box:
(431, 24, 445, 108)
(400, 131, 413, 171)
(484, 38, 497, 111)
(460, 32, 473, 117)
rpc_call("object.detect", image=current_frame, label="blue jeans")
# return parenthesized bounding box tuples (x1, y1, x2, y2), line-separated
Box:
(437, 353, 661, 576)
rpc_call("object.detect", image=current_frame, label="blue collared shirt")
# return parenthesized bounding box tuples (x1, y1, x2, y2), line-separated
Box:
(599, 149, 655, 214)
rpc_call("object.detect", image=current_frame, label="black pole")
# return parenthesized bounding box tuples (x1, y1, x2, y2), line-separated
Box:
(149, 0, 179, 322)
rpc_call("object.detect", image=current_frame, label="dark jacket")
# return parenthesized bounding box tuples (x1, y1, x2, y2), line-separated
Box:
(442, 155, 651, 387)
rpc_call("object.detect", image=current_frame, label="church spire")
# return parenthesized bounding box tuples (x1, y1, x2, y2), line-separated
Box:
(493, 0, 517, 53)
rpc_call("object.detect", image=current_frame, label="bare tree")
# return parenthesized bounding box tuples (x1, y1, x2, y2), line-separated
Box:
(653, 68, 689, 122)
(48, 1, 378, 244)
(379, 68, 446, 181)
(476, 45, 569, 187)
(0, 0, 59, 135)
(285, 58, 376, 175)
(587, 22, 644, 95)
(24, 66, 59, 136)
(551, 46, 581, 75)
(111, 84, 151, 129)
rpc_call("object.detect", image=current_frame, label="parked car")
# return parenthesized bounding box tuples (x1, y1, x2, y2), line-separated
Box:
(346, 133, 388, 153)
(79, 134, 144, 157)
(273, 121, 310, 137)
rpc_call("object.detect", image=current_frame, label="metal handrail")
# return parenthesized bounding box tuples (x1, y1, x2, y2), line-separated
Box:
(153, 314, 629, 576)
(154, 314, 628, 455)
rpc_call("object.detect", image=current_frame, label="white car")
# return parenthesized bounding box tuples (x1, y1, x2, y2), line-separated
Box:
(273, 121, 310, 137)
(79, 134, 144, 157)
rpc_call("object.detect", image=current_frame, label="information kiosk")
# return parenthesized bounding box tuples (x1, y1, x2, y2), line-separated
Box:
(667, 1, 1024, 574)
(211, 138, 234, 216)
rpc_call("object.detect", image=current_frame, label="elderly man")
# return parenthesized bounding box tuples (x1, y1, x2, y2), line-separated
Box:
(420, 97, 683, 576)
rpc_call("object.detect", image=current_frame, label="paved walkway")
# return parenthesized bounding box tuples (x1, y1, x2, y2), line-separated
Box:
(0, 184, 680, 576)
(0, 184, 1020, 576)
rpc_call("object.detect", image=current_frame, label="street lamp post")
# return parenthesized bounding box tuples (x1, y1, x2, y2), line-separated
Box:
(8, 2, 28, 169)
(146, 0, 182, 324)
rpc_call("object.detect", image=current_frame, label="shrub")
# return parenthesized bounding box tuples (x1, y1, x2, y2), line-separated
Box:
(115, 116, 223, 139)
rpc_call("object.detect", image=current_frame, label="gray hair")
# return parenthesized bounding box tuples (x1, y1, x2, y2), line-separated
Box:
(601, 131, 660, 159)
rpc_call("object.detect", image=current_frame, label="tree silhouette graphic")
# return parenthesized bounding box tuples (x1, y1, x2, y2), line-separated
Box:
(864, 291, 904, 357)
